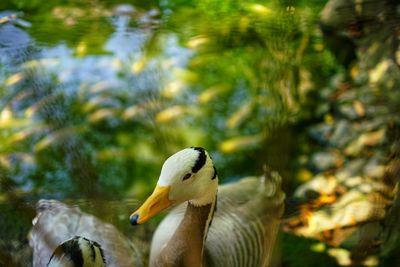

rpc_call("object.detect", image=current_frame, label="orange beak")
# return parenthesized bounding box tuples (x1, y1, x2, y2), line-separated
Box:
(130, 185, 173, 225)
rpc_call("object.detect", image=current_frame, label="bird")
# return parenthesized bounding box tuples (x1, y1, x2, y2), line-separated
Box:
(129, 147, 285, 267)
(29, 199, 144, 267)
(46, 236, 106, 267)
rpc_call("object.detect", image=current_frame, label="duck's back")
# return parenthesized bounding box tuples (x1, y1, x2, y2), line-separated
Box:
(150, 174, 285, 267)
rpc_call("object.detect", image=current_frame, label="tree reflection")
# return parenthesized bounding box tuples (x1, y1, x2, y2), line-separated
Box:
(0, 0, 337, 199)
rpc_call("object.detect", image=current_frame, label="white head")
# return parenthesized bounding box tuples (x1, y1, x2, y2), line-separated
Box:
(158, 147, 218, 205)
(130, 147, 218, 225)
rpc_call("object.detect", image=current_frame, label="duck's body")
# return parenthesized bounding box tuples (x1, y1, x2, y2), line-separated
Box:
(30, 200, 143, 267)
(151, 176, 284, 267)
(130, 147, 285, 267)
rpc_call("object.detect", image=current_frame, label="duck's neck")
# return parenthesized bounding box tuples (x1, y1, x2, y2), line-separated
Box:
(159, 193, 217, 267)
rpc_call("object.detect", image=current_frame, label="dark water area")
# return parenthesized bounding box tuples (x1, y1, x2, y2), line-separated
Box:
(1, 0, 400, 266)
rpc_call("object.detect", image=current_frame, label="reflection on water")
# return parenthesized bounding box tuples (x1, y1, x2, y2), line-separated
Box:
(1, 0, 400, 266)
(1, 0, 319, 199)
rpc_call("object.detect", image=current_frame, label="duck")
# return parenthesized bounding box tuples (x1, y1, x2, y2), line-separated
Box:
(130, 147, 285, 267)
(29, 199, 144, 267)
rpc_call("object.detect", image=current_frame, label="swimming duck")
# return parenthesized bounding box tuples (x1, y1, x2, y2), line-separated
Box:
(130, 147, 285, 267)
(30, 199, 144, 267)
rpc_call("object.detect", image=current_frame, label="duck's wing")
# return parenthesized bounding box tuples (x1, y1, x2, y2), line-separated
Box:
(206, 175, 285, 267)
(30, 199, 144, 267)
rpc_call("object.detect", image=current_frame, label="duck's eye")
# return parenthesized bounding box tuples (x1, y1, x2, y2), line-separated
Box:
(182, 173, 192, 181)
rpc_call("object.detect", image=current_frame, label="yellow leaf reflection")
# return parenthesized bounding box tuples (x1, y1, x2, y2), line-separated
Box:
(369, 59, 391, 84)
(345, 129, 385, 156)
(0, 107, 13, 125)
(5, 73, 24, 86)
(187, 35, 209, 49)
(363, 256, 379, 267)
(310, 242, 326, 253)
(286, 6, 295, 14)
(82, 96, 110, 112)
(155, 106, 187, 123)
(162, 81, 185, 98)
(219, 134, 264, 153)
(226, 101, 253, 129)
(0, 118, 29, 129)
(35, 127, 81, 151)
(123, 100, 161, 120)
(350, 65, 360, 80)
(327, 248, 351, 266)
(9, 127, 43, 144)
(198, 84, 228, 104)
(0, 156, 11, 169)
(297, 168, 313, 182)
(324, 114, 334, 124)
(173, 68, 198, 83)
(353, 100, 365, 117)
(24, 58, 59, 69)
(87, 81, 114, 94)
(76, 41, 87, 57)
(239, 16, 250, 33)
(131, 58, 146, 74)
(244, 4, 273, 15)
(130, 142, 160, 162)
(97, 148, 126, 160)
(88, 108, 118, 123)
(123, 106, 142, 120)
(313, 43, 324, 52)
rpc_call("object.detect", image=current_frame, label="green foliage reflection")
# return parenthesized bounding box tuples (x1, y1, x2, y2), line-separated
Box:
(0, 0, 339, 200)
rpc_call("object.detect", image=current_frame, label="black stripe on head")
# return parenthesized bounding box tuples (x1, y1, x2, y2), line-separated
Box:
(85, 237, 96, 261)
(191, 147, 207, 173)
(47, 237, 84, 267)
(93, 240, 106, 264)
(63, 237, 84, 267)
(82, 237, 106, 264)
(212, 166, 217, 180)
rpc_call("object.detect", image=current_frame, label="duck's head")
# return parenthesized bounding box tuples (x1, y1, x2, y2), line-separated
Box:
(130, 147, 218, 225)
(47, 236, 106, 267)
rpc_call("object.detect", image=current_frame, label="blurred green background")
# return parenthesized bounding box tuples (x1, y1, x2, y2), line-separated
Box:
(0, 0, 338, 199)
